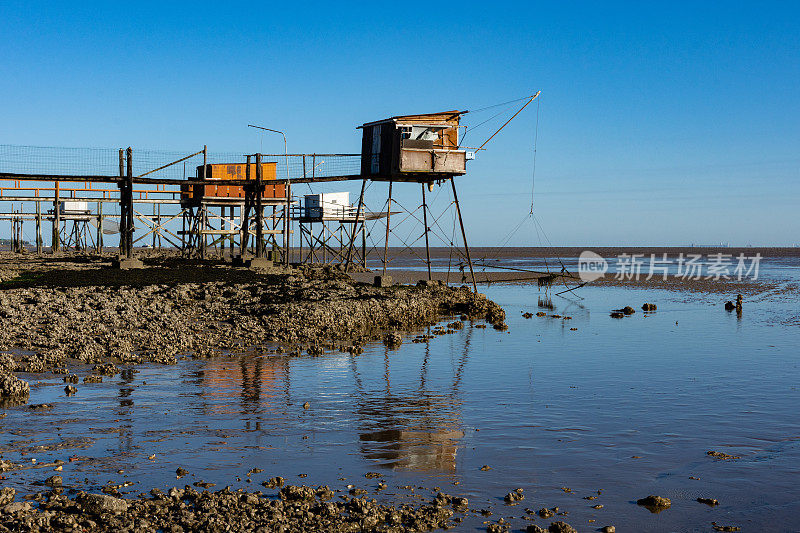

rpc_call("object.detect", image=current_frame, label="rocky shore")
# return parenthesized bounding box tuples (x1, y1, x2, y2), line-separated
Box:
(0, 481, 605, 533)
(0, 254, 506, 405)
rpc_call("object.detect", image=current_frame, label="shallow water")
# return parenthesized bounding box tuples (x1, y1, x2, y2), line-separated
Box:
(2, 281, 799, 532)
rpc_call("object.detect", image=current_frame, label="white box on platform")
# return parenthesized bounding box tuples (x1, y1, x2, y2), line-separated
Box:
(59, 201, 90, 214)
(304, 192, 350, 219)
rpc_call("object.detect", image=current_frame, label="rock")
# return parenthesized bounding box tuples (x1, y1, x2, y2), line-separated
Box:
(636, 494, 671, 512)
(63, 374, 79, 383)
(373, 275, 392, 288)
(601, 527, 616, 533)
(622, 306, 635, 315)
(2, 502, 31, 514)
(64, 385, 77, 395)
(697, 497, 719, 506)
(504, 488, 524, 503)
(0, 371, 30, 402)
(724, 301, 736, 311)
(302, 402, 310, 409)
(307, 345, 323, 356)
(44, 475, 63, 487)
(707, 450, 740, 460)
(175, 467, 189, 478)
(0, 487, 15, 506)
(77, 492, 129, 514)
(522, 312, 533, 319)
(548, 521, 577, 533)
(610, 311, 624, 319)
(262, 476, 284, 488)
(527, 526, 547, 533)
(279, 485, 316, 501)
(480, 465, 492, 471)
(383, 332, 403, 347)
(452, 496, 468, 509)
(642, 303, 657, 311)
(538, 507, 555, 519)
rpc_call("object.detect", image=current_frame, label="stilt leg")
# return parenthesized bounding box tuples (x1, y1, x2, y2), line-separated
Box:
(344, 178, 366, 272)
(382, 181, 392, 276)
(422, 183, 431, 281)
(450, 178, 477, 292)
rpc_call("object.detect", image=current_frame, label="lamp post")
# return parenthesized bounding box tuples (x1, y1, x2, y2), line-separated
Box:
(248, 124, 291, 265)
(247, 124, 289, 181)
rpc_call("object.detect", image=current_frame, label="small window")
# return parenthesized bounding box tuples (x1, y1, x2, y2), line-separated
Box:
(400, 126, 412, 140)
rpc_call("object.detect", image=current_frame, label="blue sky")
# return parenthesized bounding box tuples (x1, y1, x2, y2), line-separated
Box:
(1, 1, 798, 246)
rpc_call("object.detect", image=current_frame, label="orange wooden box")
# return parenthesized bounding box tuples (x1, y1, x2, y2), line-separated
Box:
(181, 163, 285, 201)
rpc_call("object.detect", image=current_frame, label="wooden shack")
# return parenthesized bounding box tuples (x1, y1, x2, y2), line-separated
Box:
(180, 162, 285, 205)
(358, 111, 467, 181)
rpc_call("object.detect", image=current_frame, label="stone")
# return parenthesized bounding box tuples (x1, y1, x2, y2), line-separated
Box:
(248, 257, 274, 270)
(548, 521, 577, 533)
(0, 487, 15, 506)
(601, 527, 616, 533)
(112, 257, 144, 270)
(383, 332, 403, 347)
(373, 275, 392, 288)
(44, 475, 63, 487)
(642, 303, 657, 311)
(2, 502, 31, 514)
(636, 494, 671, 512)
(77, 493, 129, 514)
(504, 488, 524, 503)
(0, 374, 29, 400)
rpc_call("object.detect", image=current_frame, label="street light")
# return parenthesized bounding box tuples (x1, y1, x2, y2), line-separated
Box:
(247, 124, 290, 182)
(248, 124, 291, 265)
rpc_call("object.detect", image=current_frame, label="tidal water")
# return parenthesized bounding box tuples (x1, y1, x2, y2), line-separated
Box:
(2, 277, 799, 532)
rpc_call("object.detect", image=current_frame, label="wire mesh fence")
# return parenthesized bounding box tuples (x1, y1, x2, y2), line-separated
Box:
(0, 145, 362, 181)
(0, 145, 121, 176)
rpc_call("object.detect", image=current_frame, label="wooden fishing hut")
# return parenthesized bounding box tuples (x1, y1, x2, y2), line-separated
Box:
(179, 160, 290, 262)
(358, 111, 468, 180)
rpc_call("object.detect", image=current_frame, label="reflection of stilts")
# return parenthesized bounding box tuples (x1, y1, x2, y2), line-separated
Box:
(350, 323, 473, 472)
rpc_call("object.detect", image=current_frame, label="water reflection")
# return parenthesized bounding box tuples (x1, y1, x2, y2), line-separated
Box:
(186, 325, 475, 473)
(201, 356, 290, 419)
(353, 328, 472, 472)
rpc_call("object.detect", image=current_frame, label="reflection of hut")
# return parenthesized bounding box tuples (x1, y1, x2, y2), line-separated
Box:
(359, 111, 468, 180)
(202, 356, 288, 414)
(359, 413, 464, 473)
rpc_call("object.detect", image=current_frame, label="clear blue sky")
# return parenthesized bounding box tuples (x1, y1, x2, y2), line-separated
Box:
(1, 1, 798, 246)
